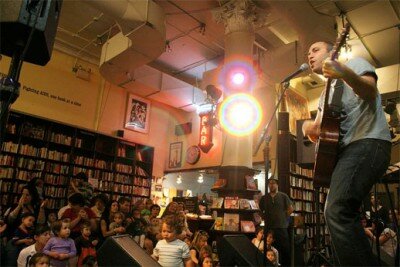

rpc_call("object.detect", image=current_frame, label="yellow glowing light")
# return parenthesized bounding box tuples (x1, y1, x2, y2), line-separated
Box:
(219, 93, 262, 136)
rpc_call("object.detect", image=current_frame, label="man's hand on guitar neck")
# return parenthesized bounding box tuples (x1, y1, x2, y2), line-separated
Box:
(322, 59, 378, 101)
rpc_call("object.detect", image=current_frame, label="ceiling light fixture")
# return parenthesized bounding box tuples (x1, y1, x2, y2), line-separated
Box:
(177, 174, 182, 184)
(197, 173, 204, 183)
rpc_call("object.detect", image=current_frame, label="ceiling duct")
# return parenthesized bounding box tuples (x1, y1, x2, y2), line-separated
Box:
(262, 1, 337, 53)
(84, 0, 166, 85)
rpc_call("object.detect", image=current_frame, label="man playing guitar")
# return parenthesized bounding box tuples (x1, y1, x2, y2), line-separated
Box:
(302, 41, 391, 266)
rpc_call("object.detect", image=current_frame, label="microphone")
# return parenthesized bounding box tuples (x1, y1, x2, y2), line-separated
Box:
(281, 63, 309, 83)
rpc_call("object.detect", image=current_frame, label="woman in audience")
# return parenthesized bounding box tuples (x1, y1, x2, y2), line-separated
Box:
(161, 202, 179, 218)
(100, 200, 124, 241)
(5, 186, 45, 238)
(190, 231, 209, 265)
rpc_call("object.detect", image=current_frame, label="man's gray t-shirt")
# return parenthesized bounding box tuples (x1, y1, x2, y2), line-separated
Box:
(318, 57, 391, 148)
(260, 192, 292, 228)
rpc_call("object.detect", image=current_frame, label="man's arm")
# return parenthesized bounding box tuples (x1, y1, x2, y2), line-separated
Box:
(323, 59, 377, 101)
(302, 110, 322, 143)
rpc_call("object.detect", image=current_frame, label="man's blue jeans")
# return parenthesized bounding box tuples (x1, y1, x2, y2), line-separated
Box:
(325, 138, 391, 266)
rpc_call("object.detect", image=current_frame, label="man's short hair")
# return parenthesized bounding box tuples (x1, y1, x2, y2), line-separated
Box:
(118, 196, 130, 205)
(68, 193, 85, 206)
(76, 172, 88, 182)
(34, 225, 50, 236)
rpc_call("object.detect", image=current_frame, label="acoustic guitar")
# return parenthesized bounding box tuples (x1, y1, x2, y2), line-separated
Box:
(313, 24, 350, 188)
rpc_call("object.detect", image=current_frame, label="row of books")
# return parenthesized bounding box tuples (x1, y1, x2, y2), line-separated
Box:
(213, 214, 256, 232)
(134, 177, 150, 187)
(211, 197, 259, 210)
(2, 141, 18, 153)
(74, 156, 94, 166)
(45, 162, 69, 175)
(135, 166, 149, 177)
(115, 163, 133, 174)
(289, 176, 313, 190)
(293, 200, 313, 212)
(44, 174, 68, 184)
(44, 187, 67, 198)
(0, 155, 14, 166)
(117, 145, 135, 158)
(49, 133, 73, 145)
(19, 145, 47, 158)
(17, 158, 45, 170)
(16, 170, 43, 181)
(0, 167, 14, 178)
(289, 162, 313, 178)
(21, 123, 46, 139)
(290, 188, 313, 201)
(47, 150, 69, 162)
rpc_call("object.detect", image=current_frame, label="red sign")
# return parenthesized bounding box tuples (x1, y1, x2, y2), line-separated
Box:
(198, 113, 213, 153)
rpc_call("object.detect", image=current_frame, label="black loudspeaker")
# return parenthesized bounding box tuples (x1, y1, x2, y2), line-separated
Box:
(116, 130, 124, 138)
(296, 119, 315, 165)
(0, 0, 62, 66)
(278, 112, 289, 131)
(175, 122, 192, 136)
(97, 235, 161, 267)
(217, 235, 273, 267)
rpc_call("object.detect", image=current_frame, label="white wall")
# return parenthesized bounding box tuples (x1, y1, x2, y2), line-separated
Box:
(163, 172, 217, 198)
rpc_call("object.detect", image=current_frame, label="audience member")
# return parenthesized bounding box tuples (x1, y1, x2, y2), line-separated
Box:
(100, 201, 124, 241)
(364, 220, 397, 265)
(190, 230, 209, 265)
(43, 219, 77, 267)
(118, 197, 132, 224)
(5, 187, 45, 237)
(266, 249, 278, 267)
(152, 215, 192, 267)
(369, 194, 389, 227)
(252, 227, 264, 251)
(90, 194, 107, 222)
(259, 177, 293, 267)
(28, 252, 49, 267)
(17, 225, 51, 267)
(61, 193, 96, 239)
(161, 202, 179, 218)
(75, 222, 98, 267)
(5, 213, 36, 266)
(109, 212, 125, 235)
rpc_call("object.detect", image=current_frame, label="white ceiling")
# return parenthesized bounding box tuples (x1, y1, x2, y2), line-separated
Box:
(54, 0, 400, 111)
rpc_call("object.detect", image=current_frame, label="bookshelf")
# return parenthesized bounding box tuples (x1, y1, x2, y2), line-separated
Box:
(276, 100, 330, 260)
(0, 111, 153, 213)
(210, 166, 261, 236)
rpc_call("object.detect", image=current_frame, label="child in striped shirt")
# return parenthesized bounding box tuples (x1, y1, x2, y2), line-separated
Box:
(152, 215, 192, 267)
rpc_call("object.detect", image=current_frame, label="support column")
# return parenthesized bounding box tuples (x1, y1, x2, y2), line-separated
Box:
(213, 0, 267, 168)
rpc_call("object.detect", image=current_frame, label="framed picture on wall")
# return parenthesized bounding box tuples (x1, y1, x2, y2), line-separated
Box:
(169, 142, 182, 168)
(125, 94, 151, 133)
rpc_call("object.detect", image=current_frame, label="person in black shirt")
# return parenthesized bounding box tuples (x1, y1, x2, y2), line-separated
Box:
(259, 177, 293, 267)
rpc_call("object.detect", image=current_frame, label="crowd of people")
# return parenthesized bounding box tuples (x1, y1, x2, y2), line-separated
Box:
(0, 172, 219, 267)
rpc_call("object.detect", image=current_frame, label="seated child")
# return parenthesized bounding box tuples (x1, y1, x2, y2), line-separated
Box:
(252, 227, 264, 251)
(43, 219, 77, 267)
(190, 231, 209, 265)
(75, 222, 98, 267)
(28, 252, 50, 267)
(266, 249, 279, 267)
(109, 211, 125, 235)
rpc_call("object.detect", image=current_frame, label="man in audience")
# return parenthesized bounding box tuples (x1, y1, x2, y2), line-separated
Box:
(17, 225, 51, 267)
(259, 177, 293, 267)
(61, 193, 97, 239)
(58, 172, 94, 219)
(118, 197, 132, 225)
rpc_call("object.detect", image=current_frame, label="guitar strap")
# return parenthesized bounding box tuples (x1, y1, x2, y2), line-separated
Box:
(329, 79, 344, 117)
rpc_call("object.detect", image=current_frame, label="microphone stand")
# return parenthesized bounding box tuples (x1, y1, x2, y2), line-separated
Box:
(253, 81, 291, 267)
